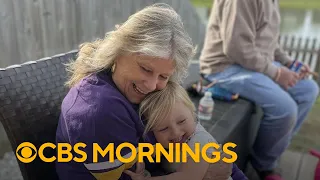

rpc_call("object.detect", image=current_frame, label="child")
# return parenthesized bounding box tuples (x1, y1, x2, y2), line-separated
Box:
(124, 82, 247, 180)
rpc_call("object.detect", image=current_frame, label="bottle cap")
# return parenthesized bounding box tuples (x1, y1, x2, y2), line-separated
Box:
(204, 91, 212, 97)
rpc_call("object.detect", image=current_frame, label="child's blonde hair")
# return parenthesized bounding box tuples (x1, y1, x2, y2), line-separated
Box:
(139, 81, 196, 136)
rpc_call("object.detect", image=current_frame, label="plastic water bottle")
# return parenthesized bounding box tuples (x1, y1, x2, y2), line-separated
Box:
(198, 91, 214, 121)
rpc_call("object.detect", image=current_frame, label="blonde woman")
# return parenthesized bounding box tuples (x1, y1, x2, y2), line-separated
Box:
(55, 3, 234, 180)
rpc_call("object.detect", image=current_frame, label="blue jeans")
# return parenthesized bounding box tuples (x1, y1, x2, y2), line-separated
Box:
(204, 62, 319, 171)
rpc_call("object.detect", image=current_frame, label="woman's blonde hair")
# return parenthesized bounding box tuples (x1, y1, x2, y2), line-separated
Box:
(139, 81, 196, 136)
(65, 3, 196, 87)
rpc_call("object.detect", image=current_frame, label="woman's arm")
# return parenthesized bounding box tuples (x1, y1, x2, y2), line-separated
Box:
(125, 156, 209, 180)
(125, 155, 234, 180)
(153, 157, 210, 180)
(231, 163, 248, 180)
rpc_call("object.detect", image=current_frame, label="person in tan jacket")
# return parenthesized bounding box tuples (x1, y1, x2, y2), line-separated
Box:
(199, 0, 319, 180)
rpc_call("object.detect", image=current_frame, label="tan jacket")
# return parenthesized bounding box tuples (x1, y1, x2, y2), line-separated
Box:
(199, 0, 292, 80)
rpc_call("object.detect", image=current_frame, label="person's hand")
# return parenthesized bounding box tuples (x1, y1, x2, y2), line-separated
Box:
(285, 60, 294, 68)
(124, 162, 150, 180)
(276, 66, 300, 90)
(285, 61, 311, 80)
(203, 152, 233, 180)
(299, 63, 311, 79)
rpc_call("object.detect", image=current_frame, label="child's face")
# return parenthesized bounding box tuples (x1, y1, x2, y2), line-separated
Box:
(153, 101, 196, 148)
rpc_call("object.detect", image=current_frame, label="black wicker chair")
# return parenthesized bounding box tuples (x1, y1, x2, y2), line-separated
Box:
(0, 50, 78, 180)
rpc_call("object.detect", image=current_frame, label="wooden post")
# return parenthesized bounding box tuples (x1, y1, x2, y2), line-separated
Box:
(288, 35, 296, 57)
(301, 38, 310, 63)
(314, 49, 320, 83)
(294, 37, 302, 61)
(283, 35, 288, 51)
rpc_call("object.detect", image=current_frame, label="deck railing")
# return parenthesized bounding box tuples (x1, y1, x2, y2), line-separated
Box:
(279, 35, 320, 80)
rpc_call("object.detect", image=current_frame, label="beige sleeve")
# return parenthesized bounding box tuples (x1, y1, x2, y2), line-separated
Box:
(274, 43, 293, 66)
(220, 0, 279, 80)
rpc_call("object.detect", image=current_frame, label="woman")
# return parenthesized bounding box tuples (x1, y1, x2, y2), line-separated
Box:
(55, 3, 245, 180)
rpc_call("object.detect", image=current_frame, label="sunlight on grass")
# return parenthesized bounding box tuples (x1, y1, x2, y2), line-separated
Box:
(315, 96, 320, 109)
(191, 0, 320, 9)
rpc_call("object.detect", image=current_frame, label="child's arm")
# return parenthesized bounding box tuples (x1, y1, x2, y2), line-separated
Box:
(124, 154, 233, 180)
(162, 156, 210, 180)
(124, 157, 209, 180)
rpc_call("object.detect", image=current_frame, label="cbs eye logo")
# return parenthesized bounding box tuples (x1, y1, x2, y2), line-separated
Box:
(16, 142, 37, 163)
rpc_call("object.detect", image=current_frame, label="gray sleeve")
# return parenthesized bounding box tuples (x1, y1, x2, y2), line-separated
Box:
(187, 123, 221, 155)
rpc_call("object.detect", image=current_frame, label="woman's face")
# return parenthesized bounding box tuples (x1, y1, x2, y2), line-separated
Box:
(112, 53, 175, 104)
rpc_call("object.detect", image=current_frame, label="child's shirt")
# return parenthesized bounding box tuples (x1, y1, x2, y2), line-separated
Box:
(161, 122, 233, 180)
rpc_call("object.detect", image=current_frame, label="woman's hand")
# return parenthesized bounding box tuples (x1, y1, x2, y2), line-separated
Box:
(124, 162, 150, 180)
(203, 153, 233, 180)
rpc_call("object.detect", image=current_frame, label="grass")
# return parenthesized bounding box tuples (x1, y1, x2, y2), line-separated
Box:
(288, 97, 320, 153)
(191, 0, 320, 9)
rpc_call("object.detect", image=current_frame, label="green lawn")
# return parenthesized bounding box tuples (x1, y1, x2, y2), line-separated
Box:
(191, 0, 320, 9)
(288, 96, 320, 152)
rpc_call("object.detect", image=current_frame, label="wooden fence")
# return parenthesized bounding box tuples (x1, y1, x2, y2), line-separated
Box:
(0, 0, 206, 68)
(279, 35, 320, 79)
(1, 0, 319, 78)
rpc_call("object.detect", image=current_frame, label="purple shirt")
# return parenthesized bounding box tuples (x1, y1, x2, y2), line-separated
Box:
(232, 163, 248, 180)
(56, 70, 157, 180)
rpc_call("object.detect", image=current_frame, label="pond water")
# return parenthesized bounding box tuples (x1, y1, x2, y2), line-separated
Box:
(195, 7, 320, 38)
(280, 8, 320, 38)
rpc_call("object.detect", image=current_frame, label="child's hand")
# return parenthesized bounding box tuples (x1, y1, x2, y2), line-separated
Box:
(124, 162, 150, 180)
